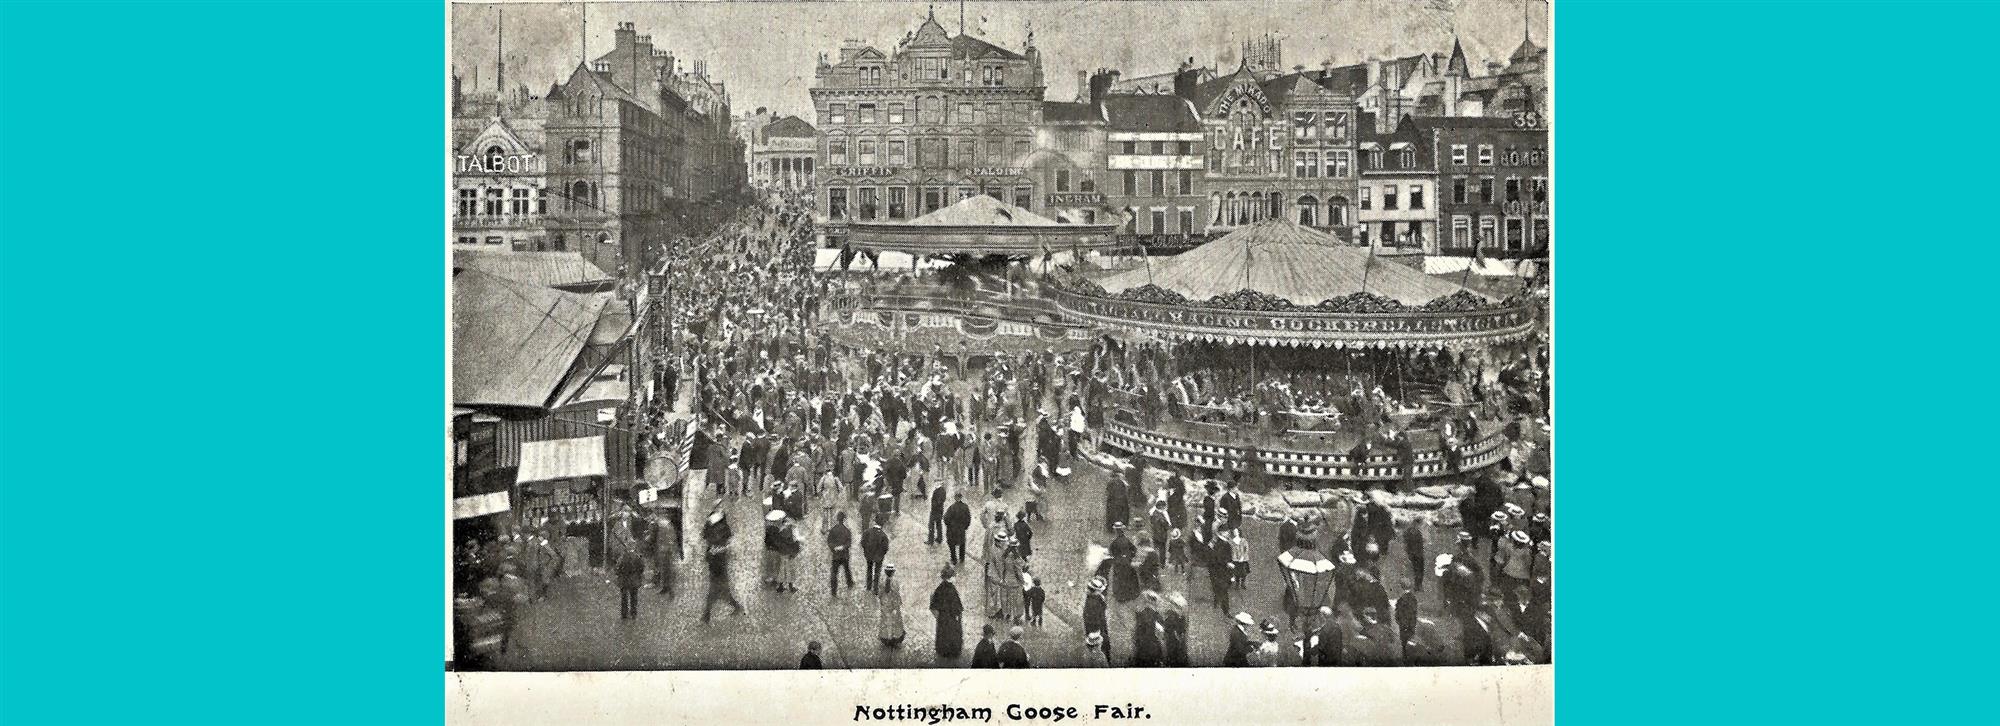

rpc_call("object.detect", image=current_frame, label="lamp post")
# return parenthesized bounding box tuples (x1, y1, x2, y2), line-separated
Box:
(1277, 537, 1335, 630)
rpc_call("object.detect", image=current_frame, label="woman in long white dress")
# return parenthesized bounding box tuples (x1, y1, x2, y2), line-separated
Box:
(878, 564, 906, 648)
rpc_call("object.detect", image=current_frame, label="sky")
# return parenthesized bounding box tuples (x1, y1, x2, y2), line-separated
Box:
(450, 0, 1548, 121)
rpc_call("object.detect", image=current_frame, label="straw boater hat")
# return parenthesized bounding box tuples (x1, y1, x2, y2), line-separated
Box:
(1531, 475, 1551, 489)
(1490, 511, 1510, 523)
(766, 510, 787, 523)
(1085, 632, 1104, 646)
(1509, 530, 1531, 545)
(1503, 503, 1526, 517)
(1456, 531, 1475, 544)
(994, 530, 1011, 543)
(1532, 512, 1549, 524)
(1088, 576, 1107, 592)
(1234, 612, 1256, 628)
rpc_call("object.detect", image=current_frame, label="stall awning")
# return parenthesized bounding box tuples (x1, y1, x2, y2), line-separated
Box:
(516, 436, 608, 484)
(453, 491, 511, 520)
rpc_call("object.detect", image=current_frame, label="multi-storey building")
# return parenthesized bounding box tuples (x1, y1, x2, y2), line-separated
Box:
(541, 60, 674, 276)
(1103, 85, 1206, 241)
(591, 21, 747, 227)
(1356, 114, 1439, 251)
(810, 9, 1046, 246)
(452, 114, 552, 252)
(1413, 115, 1548, 258)
(1036, 94, 1107, 225)
(745, 115, 819, 190)
(1174, 60, 1359, 239)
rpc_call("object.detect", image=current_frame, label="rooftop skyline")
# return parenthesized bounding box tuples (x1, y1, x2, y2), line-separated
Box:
(450, 0, 1548, 120)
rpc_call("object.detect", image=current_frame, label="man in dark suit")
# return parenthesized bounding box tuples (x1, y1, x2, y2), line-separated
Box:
(825, 510, 854, 597)
(1219, 482, 1244, 533)
(996, 626, 1031, 668)
(861, 519, 890, 592)
(1083, 577, 1111, 662)
(1302, 606, 1342, 666)
(944, 491, 973, 564)
(926, 480, 948, 544)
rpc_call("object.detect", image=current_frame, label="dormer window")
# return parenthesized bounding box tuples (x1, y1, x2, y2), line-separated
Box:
(1400, 148, 1415, 168)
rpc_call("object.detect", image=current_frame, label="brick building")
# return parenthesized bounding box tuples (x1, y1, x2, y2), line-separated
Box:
(1357, 114, 1439, 251)
(1411, 115, 1548, 258)
(452, 115, 551, 252)
(1174, 59, 1359, 240)
(541, 61, 674, 276)
(1102, 86, 1206, 241)
(810, 9, 1046, 245)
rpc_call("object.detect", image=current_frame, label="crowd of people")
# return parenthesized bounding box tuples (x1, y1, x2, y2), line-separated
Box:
(456, 184, 1555, 670)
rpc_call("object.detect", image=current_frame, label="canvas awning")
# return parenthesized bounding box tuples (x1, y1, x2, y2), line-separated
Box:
(452, 491, 511, 520)
(516, 436, 608, 484)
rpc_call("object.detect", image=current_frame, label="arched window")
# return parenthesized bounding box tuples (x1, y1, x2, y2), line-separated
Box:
(1327, 196, 1349, 227)
(569, 180, 590, 211)
(485, 145, 506, 170)
(1297, 195, 1318, 226)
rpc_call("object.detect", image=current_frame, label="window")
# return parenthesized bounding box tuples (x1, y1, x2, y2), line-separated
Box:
(1409, 185, 1425, 210)
(919, 97, 942, 123)
(1056, 169, 1070, 192)
(1382, 185, 1398, 210)
(1177, 171, 1192, 195)
(1150, 171, 1164, 197)
(957, 139, 975, 165)
(827, 188, 848, 219)
(858, 139, 877, 165)
(1368, 149, 1384, 169)
(1453, 177, 1468, 204)
(829, 139, 848, 165)
(1178, 141, 1194, 155)
(569, 138, 592, 163)
(1123, 170, 1137, 195)
(1147, 141, 1163, 155)
(1451, 144, 1468, 165)
(986, 137, 1004, 164)
(1150, 209, 1166, 234)
(1297, 196, 1318, 226)
(1480, 177, 1495, 203)
(457, 189, 477, 216)
(1118, 141, 1134, 155)
(536, 188, 547, 214)
(858, 103, 877, 124)
(1360, 187, 1372, 210)
(1477, 144, 1493, 165)
(486, 236, 504, 246)
(983, 103, 999, 124)
(1325, 112, 1348, 139)
(1532, 177, 1548, 203)
(1505, 177, 1521, 203)
(1326, 150, 1350, 178)
(1080, 178, 1096, 193)
(1327, 197, 1348, 226)
(1401, 148, 1417, 168)
(917, 58, 943, 80)
(956, 103, 973, 123)
(1013, 186, 1031, 210)
(568, 180, 591, 211)
(1293, 112, 1315, 139)
(457, 236, 477, 245)
(922, 187, 942, 214)
(829, 104, 847, 124)
(888, 103, 906, 124)
(1013, 138, 1029, 161)
(1533, 218, 1549, 246)
(1380, 221, 1396, 245)
(511, 188, 530, 215)
(1293, 151, 1310, 178)
(1452, 216, 1471, 247)
(1478, 217, 1497, 247)
(886, 187, 907, 219)
(484, 187, 503, 215)
(888, 140, 906, 166)
(857, 187, 878, 220)
(955, 186, 974, 202)
(1179, 208, 1194, 234)
(1505, 218, 1524, 250)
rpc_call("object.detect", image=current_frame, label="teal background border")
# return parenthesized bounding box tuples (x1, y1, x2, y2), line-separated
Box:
(2, 0, 1994, 724)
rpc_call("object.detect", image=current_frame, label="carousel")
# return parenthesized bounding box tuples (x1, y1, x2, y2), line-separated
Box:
(1044, 218, 1540, 484)
(828, 195, 1119, 357)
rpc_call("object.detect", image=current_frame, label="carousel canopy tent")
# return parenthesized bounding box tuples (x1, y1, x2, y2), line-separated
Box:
(846, 194, 1120, 255)
(1098, 219, 1484, 306)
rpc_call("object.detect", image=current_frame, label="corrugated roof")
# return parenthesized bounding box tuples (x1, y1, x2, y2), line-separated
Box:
(1098, 218, 1482, 306)
(452, 267, 609, 410)
(453, 250, 613, 289)
(1104, 95, 1201, 132)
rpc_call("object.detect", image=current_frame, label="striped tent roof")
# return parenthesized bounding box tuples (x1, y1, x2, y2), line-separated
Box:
(1098, 218, 1485, 306)
(902, 194, 1065, 227)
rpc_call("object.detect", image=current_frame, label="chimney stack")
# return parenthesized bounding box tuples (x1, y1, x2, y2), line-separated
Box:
(1173, 59, 1200, 101)
(614, 21, 637, 51)
(1088, 68, 1118, 105)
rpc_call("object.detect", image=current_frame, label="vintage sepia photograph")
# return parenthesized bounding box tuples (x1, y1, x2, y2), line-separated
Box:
(448, 0, 1551, 673)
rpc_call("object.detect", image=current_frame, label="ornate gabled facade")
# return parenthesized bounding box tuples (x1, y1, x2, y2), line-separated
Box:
(810, 9, 1047, 246)
(1182, 63, 1358, 239)
(452, 116, 551, 252)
